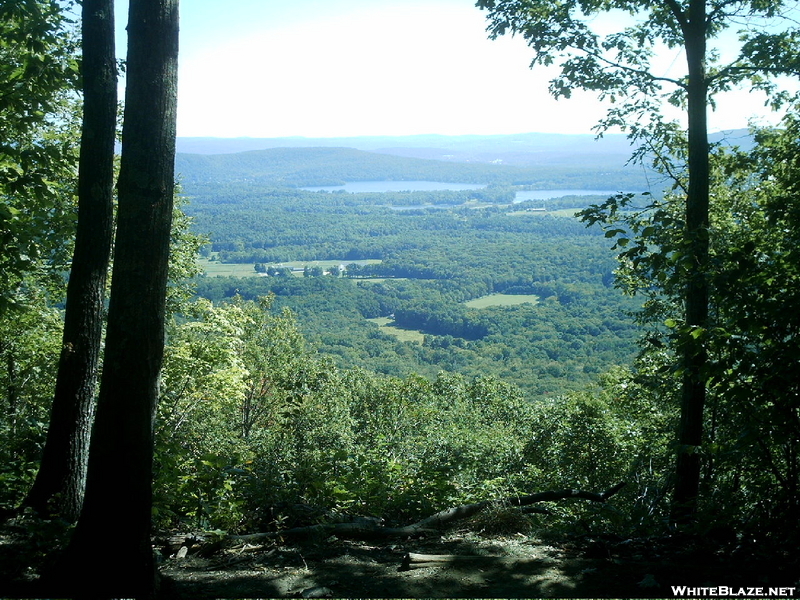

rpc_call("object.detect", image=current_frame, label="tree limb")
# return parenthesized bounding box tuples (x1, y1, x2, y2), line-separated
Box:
(222, 482, 627, 546)
(399, 552, 557, 571)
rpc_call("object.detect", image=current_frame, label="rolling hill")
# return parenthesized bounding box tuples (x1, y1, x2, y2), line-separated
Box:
(175, 144, 649, 189)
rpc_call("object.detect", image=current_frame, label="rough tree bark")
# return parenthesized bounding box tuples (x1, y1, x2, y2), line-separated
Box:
(22, 0, 117, 522)
(671, 0, 710, 525)
(45, 0, 179, 596)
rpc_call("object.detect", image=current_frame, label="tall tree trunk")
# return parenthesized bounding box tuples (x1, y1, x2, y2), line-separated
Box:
(671, 0, 710, 524)
(22, 0, 116, 522)
(47, 0, 179, 596)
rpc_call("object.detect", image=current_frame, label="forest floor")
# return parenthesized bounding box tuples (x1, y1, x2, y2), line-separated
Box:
(2, 518, 798, 598)
(154, 531, 798, 599)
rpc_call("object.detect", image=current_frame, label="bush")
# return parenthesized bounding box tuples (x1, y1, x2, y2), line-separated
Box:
(153, 297, 669, 535)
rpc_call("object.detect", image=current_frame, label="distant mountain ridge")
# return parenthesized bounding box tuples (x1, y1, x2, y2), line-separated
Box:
(176, 132, 636, 166)
(176, 129, 751, 167)
(174, 145, 650, 190)
(174, 130, 751, 190)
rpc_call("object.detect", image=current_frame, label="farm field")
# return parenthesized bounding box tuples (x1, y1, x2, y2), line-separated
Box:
(464, 293, 540, 308)
(366, 317, 426, 344)
(198, 259, 260, 277)
(507, 207, 581, 217)
(198, 258, 382, 278)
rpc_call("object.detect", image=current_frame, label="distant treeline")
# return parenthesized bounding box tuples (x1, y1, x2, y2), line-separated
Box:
(176, 146, 650, 188)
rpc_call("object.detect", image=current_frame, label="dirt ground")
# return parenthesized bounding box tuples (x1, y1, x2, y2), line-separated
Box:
(2, 521, 798, 598)
(161, 534, 603, 599)
(155, 531, 798, 599)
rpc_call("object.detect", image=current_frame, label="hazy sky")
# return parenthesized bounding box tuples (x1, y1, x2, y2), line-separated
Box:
(112, 0, 791, 138)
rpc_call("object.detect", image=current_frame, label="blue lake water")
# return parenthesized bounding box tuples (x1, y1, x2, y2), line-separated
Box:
(301, 181, 623, 201)
(513, 189, 621, 202)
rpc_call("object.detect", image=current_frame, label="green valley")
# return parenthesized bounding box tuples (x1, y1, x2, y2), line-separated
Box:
(182, 142, 645, 399)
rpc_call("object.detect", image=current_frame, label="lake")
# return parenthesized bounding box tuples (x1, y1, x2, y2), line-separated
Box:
(302, 181, 625, 201)
(302, 181, 486, 193)
(513, 189, 621, 202)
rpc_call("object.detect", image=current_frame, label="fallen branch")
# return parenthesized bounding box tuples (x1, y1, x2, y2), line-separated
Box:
(399, 552, 556, 571)
(511, 481, 627, 506)
(223, 482, 627, 547)
(386, 481, 627, 536)
(226, 520, 432, 545)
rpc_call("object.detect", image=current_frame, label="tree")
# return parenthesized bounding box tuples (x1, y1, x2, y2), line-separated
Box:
(702, 118, 800, 531)
(477, 0, 800, 522)
(0, 0, 80, 310)
(48, 0, 179, 595)
(577, 111, 800, 536)
(0, 0, 81, 514)
(153, 295, 313, 528)
(23, 0, 117, 522)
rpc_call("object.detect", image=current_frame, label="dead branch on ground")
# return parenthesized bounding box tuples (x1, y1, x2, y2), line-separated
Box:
(221, 482, 626, 548)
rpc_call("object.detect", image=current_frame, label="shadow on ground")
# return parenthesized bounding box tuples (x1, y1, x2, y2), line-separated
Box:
(156, 533, 799, 599)
(2, 522, 798, 598)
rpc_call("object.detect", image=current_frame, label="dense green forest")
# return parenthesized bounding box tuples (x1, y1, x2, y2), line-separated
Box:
(183, 178, 642, 397)
(2, 0, 800, 596)
(170, 142, 651, 398)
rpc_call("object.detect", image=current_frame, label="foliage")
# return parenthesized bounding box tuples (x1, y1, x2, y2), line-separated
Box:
(0, 0, 81, 311)
(197, 273, 639, 400)
(155, 295, 320, 528)
(0, 0, 81, 504)
(578, 111, 800, 537)
(476, 0, 800, 141)
(478, 0, 800, 523)
(702, 116, 800, 533)
(153, 294, 662, 534)
(167, 193, 208, 313)
(0, 188, 206, 513)
(6, 0, 798, 548)
(0, 290, 63, 509)
(192, 200, 641, 401)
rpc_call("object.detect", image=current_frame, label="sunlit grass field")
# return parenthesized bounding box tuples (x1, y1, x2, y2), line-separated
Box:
(198, 258, 382, 278)
(367, 317, 426, 344)
(198, 259, 260, 277)
(364, 294, 540, 344)
(464, 294, 539, 308)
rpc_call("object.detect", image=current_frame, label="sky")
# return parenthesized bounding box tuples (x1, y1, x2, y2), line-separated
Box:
(112, 0, 794, 139)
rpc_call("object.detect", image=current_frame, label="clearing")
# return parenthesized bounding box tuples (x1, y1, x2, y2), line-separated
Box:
(367, 317, 426, 344)
(465, 294, 539, 308)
